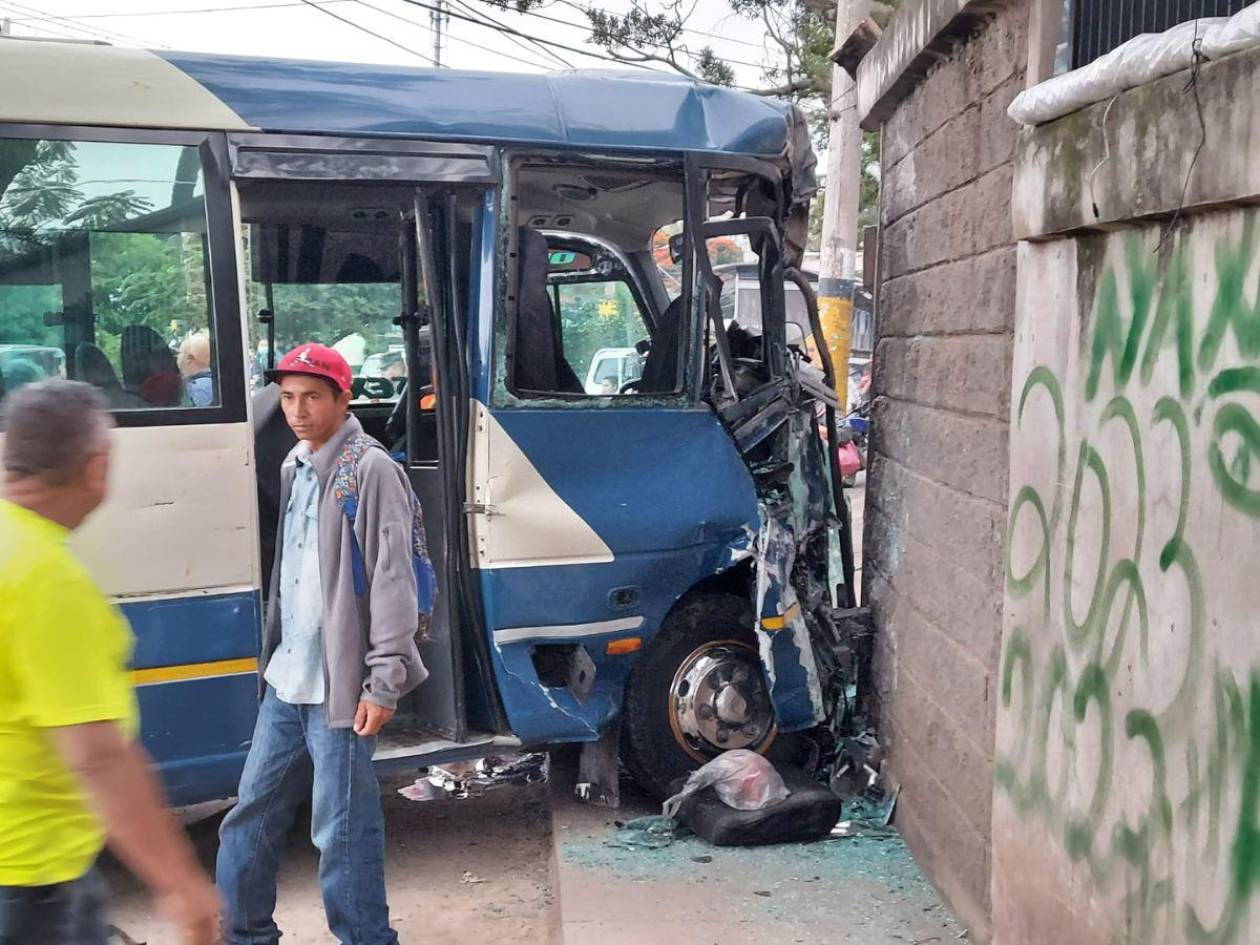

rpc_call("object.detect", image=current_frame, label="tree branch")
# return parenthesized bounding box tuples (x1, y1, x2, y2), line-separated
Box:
(747, 77, 821, 96)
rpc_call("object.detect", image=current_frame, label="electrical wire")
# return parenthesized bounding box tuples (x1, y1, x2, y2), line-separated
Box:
(449, 0, 572, 69)
(15, 0, 762, 73)
(552, 0, 764, 51)
(296, 0, 439, 64)
(32, 0, 767, 52)
(0, 2, 85, 40)
(0, 0, 165, 47)
(13, 0, 351, 17)
(1157, 19, 1208, 254)
(475, 0, 766, 70)
(442, 20, 562, 69)
(349, 0, 561, 71)
(398, 0, 660, 69)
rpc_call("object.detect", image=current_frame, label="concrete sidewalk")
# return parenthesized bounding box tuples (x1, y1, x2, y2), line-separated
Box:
(549, 759, 963, 945)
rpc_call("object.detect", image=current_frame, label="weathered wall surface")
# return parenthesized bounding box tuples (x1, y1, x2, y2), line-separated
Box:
(863, 5, 1028, 941)
(994, 209, 1260, 945)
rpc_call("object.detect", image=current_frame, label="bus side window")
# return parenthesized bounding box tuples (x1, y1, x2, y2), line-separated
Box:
(0, 136, 225, 414)
(507, 162, 687, 400)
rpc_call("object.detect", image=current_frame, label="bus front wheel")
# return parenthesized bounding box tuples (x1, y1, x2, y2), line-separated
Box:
(620, 593, 778, 801)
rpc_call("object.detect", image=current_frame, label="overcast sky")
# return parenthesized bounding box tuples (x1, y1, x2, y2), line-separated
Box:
(1, 0, 777, 87)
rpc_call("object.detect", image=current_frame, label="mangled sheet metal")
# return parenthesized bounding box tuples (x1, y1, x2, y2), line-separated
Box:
(753, 368, 854, 732)
(714, 329, 857, 739)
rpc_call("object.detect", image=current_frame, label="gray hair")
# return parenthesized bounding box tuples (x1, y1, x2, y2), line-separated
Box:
(1, 380, 113, 485)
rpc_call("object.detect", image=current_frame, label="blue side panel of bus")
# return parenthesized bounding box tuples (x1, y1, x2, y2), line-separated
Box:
(121, 590, 261, 807)
(479, 407, 763, 745)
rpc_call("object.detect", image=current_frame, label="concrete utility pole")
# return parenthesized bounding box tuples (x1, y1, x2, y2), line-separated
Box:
(818, 0, 869, 411)
(430, 0, 448, 67)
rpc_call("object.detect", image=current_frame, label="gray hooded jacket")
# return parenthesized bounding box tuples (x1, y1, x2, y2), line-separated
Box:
(261, 414, 428, 727)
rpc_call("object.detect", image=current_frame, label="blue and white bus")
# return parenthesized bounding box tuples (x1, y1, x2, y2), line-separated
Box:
(0, 38, 855, 804)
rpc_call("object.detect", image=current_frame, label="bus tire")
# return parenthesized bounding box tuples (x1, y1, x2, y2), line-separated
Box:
(621, 592, 779, 801)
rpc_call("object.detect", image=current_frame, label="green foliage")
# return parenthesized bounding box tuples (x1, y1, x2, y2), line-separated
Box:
(695, 47, 737, 87)
(555, 280, 645, 380)
(0, 284, 60, 347)
(251, 281, 402, 358)
(0, 140, 210, 377)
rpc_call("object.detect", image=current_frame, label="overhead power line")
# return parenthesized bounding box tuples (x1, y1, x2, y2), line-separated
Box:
(398, 0, 660, 69)
(0, 6, 84, 41)
(449, 0, 572, 69)
(9, 0, 348, 18)
(456, 0, 766, 71)
(15, 0, 763, 78)
(297, 0, 439, 64)
(41, 0, 766, 53)
(551, 0, 766, 52)
(0, 0, 165, 46)
(348, 0, 560, 71)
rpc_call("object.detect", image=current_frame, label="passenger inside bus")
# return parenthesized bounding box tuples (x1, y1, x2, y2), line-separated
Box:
(121, 325, 182, 408)
(178, 331, 215, 407)
(74, 343, 143, 410)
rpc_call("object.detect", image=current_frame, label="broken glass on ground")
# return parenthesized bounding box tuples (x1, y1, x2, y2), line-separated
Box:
(397, 752, 548, 802)
(606, 815, 679, 850)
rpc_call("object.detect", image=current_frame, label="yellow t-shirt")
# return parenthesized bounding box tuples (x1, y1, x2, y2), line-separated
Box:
(0, 499, 137, 886)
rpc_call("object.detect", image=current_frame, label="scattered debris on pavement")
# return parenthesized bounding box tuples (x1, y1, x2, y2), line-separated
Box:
(597, 726, 901, 852)
(398, 752, 548, 802)
(606, 815, 677, 850)
(662, 749, 790, 818)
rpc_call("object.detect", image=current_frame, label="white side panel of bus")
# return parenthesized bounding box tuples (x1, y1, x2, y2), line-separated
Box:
(466, 400, 612, 570)
(71, 422, 257, 598)
(0, 45, 253, 131)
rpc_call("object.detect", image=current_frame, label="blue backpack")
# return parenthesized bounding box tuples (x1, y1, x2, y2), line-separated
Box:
(331, 432, 437, 617)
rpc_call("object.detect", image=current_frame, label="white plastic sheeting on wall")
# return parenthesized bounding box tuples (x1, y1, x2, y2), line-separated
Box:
(1204, 2, 1260, 57)
(1009, 17, 1227, 126)
(1007, 6, 1260, 127)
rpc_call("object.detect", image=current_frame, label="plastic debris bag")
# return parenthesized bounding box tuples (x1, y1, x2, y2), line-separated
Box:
(1203, 3, 1260, 59)
(1008, 17, 1228, 126)
(663, 749, 790, 819)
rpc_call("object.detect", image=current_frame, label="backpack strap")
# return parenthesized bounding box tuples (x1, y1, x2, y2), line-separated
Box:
(332, 433, 379, 595)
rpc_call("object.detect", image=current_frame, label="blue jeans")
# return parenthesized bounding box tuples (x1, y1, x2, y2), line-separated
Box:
(216, 687, 397, 945)
(0, 867, 107, 945)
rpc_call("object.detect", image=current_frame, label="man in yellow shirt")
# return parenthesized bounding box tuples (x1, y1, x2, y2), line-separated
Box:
(0, 380, 219, 945)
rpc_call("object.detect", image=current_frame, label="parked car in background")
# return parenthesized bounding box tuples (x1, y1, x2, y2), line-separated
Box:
(583, 346, 643, 394)
(0, 343, 66, 392)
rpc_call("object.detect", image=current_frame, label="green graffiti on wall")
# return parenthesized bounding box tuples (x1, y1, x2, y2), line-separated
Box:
(1000, 218, 1260, 944)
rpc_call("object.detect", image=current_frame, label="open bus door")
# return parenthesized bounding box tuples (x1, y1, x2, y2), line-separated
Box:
(230, 135, 511, 773)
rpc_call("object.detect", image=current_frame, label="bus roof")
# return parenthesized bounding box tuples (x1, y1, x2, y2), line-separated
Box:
(1, 40, 801, 160)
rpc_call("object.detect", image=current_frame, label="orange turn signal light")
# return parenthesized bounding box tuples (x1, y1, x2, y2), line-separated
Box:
(606, 637, 643, 656)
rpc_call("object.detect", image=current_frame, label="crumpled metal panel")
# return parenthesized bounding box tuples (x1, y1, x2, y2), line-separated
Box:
(749, 404, 833, 731)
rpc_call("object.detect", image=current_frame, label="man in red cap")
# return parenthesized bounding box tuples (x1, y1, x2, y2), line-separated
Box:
(216, 343, 427, 945)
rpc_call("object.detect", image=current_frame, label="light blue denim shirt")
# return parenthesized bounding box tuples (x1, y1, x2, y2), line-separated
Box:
(264, 446, 326, 704)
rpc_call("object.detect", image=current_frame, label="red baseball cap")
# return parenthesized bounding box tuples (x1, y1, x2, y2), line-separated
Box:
(267, 343, 353, 392)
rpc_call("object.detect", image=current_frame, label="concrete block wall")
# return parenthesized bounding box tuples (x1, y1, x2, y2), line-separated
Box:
(862, 5, 1028, 942)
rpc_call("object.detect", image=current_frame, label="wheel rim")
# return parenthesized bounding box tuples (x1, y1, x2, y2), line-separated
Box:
(668, 640, 777, 762)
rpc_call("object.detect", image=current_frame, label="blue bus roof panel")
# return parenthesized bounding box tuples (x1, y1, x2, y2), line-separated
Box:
(160, 52, 793, 157)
